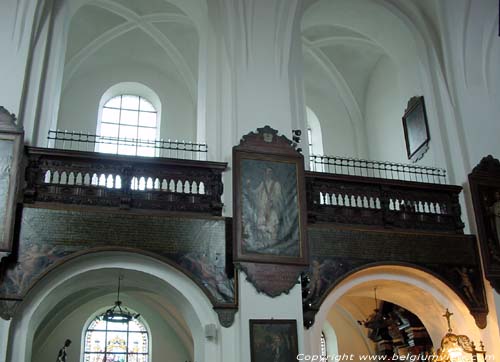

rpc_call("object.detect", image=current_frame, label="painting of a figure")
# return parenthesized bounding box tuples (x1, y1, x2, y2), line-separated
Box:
(250, 320, 298, 362)
(489, 191, 500, 247)
(240, 159, 300, 257)
(0, 140, 14, 245)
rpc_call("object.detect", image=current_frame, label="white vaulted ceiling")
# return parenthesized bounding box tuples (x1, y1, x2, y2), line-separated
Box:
(63, 0, 199, 99)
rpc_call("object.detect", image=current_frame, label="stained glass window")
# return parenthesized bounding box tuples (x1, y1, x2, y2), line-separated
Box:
(84, 314, 149, 362)
(98, 94, 158, 157)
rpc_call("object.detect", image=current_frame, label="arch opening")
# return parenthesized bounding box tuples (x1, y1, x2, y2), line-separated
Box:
(6, 252, 219, 362)
(305, 265, 482, 360)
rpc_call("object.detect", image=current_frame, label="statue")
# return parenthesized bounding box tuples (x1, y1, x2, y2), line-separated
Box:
(56, 339, 71, 362)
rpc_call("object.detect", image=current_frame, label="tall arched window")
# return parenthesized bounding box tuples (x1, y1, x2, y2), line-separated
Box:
(84, 314, 149, 362)
(98, 93, 159, 157)
(96, 82, 160, 156)
(306, 107, 324, 156)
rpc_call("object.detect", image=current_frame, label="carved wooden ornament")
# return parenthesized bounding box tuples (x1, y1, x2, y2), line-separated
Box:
(0, 107, 24, 260)
(233, 126, 309, 297)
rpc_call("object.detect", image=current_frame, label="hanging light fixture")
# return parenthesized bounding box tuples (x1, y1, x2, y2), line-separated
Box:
(100, 275, 140, 323)
(357, 287, 392, 343)
(435, 309, 486, 362)
(357, 287, 387, 327)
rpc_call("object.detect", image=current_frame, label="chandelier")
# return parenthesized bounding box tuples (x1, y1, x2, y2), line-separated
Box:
(100, 275, 140, 323)
(435, 309, 486, 362)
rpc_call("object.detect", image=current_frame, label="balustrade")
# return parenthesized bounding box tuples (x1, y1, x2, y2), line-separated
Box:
(24, 147, 226, 215)
(306, 171, 464, 233)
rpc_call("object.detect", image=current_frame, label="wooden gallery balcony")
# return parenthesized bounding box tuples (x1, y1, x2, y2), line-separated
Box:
(306, 155, 463, 234)
(23, 143, 226, 216)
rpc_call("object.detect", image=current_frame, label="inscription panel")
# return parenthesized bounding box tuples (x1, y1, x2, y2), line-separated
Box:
(0, 206, 236, 306)
(310, 227, 476, 265)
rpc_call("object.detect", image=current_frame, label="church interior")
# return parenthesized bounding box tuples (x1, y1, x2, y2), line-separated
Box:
(0, 0, 500, 361)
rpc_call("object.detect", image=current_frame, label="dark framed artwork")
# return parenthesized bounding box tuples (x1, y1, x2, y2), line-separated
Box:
(233, 126, 308, 266)
(249, 319, 298, 362)
(402, 96, 430, 162)
(469, 155, 500, 293)
(0, 107, 24, 259)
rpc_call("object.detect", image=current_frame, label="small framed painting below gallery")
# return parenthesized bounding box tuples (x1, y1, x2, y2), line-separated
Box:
(402, 96, 430, 163)
(249, 319, 298, 362)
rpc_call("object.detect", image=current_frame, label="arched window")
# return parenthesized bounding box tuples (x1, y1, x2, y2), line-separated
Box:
(320, 331, 327, 360)
(97, 94, 159, 157)
(306, 107, 324, 156)
(83, 314, 149, 362)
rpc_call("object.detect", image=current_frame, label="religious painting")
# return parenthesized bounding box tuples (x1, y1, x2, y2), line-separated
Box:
(249, 319, 298, 362)
(402, 96, 430, 162)
(240, 158, 300, 257)
(0, 106, 24, 258)
(469, 155, 500, 293)
(233, 126, 309, 296)
(233, 146, 308, 266)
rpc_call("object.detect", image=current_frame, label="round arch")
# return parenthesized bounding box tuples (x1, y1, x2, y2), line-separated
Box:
(304, 265, 481, 357)
(6, 251, 220, 362)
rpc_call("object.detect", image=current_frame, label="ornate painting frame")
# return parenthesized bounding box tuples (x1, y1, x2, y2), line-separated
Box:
(0, 107, 24, 260)
(402, 96, 430, 162)
(249, 319, 298, 362)
(469, 155, 500, 293)
(233, 126, 308, 266)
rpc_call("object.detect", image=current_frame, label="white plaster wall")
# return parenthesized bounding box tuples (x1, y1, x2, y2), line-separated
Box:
(436, 0, 500, 167)
(0, 0, 36, 116)
(31, 293, 191, 362)
(304, 54, 358, 157)
(238, 273, 304, 362)
(327, 307, 371, 361)
(58, 63, 196, 144)
(364, 52, 439, 168)
(365, 55, 406, 163)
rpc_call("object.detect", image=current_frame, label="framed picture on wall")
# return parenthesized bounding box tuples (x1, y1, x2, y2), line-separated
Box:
(233, 126, 308, 266)
(402, 96, 430, 162)
(249, 319, 298, 362)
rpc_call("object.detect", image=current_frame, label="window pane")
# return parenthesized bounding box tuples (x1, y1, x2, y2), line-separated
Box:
(138, 112, 157, 128)
(118, 145, 137, 156)
(137, 147, 154, 157)
(121, 110, 139, 126)
(108, 321, 128, 331)
(119, 125, 138, 140)
(85, 315, 149, 362)
(128, 333, 148, 353)
(102, 108, 120, 124)
(88, 319, 107, 331)
(105, 96, 121, 108)
(122, 95, 140, 110)
(100, 123, 119, 138)
(139, 98, 155, 112)
(106, 331, 127, 353)
(85, 330, 106, 352)
(107, 354, 127, 362)
(99, 143, 117, 154)
(129, 320, 147, 332)
(138, 127, 156, 140)
(85, 353, 105, 362)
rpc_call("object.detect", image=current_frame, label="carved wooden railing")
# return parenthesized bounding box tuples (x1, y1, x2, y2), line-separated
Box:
(24, 147, 227, 215)
(306, 171, 464, 233)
